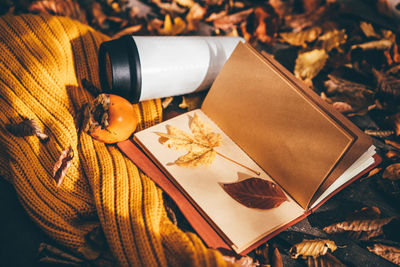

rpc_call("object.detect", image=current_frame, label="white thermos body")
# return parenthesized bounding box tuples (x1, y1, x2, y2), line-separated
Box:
(98, 36, 244, 103)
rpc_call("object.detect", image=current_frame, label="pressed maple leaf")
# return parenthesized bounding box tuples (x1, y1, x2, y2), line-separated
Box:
(157, 114, 259, 174)
(220, 177, 287, 210)
(290, 239, 338, 259)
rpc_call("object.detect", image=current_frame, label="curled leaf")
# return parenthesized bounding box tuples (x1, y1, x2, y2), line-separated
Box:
(351, 40, 393, 51)
(280, 27, 322, 47)
(306, 252, 346, 267)
(6, 118, 49, 143)
(364, 129, 394, 138)
(185, 3, 206, 32)
(323, 217, 395, 240)
(360, 21, 380, 38)
(158, 14, 186, 35)
(373, 68, 400, 98)
(318, 28, 347, 52)
(213, 8, 253, 31)
(220, 177, 287, 210)
(332, 102, 353, 113)
(53, 145, 74, 187)
(367, 244, 400, 265)
(294, 49, 328, 82)
(382, 163, 400, 180)
(290, 239, 338, 259)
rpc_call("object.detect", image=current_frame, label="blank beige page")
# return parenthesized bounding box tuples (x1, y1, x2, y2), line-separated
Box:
(202, 43, 353, 208)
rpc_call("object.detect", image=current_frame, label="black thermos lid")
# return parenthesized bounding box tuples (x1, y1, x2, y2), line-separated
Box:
(98, 35, 142, 103)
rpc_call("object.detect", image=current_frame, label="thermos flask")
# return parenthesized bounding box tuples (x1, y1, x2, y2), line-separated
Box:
(98, 36, 244, 103)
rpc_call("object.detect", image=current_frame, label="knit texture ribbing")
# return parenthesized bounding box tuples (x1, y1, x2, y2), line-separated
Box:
(0, 14, 233, 266)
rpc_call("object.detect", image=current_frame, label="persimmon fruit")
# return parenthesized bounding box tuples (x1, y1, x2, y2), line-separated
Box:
(82, 94, 138, 143)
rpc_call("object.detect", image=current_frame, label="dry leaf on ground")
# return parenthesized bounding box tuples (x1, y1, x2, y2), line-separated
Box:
(346, 206, 381, 221)
(28, 0, 87, 24)
(318, 28, 347, 52)
(373, 69, 400, 99)
(252, 6, 279, 44)
(360, 21, 380, 38)
(290, 239, 338, 259)
(223, 254, 258, 266)
(220, 177, 288, 210)
(382, 163, 400, 180)
(213, 8, 253, 31)
(186, 3, 206, 32)
(294, 49, 328, 83)
(367, 243, 400, 265)
(158, 14, 186, 35)
(332, 102, 353, 113)
(280, 27, 322, 47)
(53, 145, 74, 187)
(151, 0, 186, 14)
(323, 217, 395, 240)
(351, 40, 393, 51)
(306, 252, 346, 267)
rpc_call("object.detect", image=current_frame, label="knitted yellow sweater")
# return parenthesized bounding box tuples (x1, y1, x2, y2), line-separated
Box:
(0, 14, 233, 266)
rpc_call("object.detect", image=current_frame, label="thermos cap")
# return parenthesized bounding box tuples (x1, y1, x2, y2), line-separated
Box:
(98, 35, 142, 103)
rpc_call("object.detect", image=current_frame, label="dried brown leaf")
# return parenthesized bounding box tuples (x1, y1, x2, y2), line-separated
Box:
(385, 139, 400, 150)
(324, 75, 375, 112)
(306, 252, 346, 267)
(111, 25, 142, 39)
(395, 113, 400, 136)
(151, 0, 186, 14)
(28, 0, 87, 24)
(323, 217, 395, 240)
(223, 254, 258, 266)
(290, 239, 338, 259)
(373, 68, 400, 98)
(294, 49, 328, 82)
(220, 177, 287, 210)
(253, 6, 279, 44)
(347, 206, 381, 221)
(157, 14, 186, 35)
(280, 27, 322, 47)
(318, 29, 347, 52)
(53, 145, 74, 187)
(302, 0, 323, 13)
(162, 97, 174, 109)
(213, 8, 253, 31)
(271, 246, 283, 267)
(332, 102, 353, 113)
(360, 21, 380, 38)
(175, 0, 195, 8)
(367, 243, 400, 265)
(351, 39, 393, 51)
(382, 163, 400, 180)
(186, 3, 206, 32)
(206, 11, 227, 22)
(284, 5, 328, 32)
(6, 118, 49, 143)
(269, 0, 294, 17)
(386, 150, 400, 160)
(364, 129, 394, 138)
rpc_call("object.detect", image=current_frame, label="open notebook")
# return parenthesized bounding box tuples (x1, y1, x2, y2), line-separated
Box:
(118, 42, 380, 254)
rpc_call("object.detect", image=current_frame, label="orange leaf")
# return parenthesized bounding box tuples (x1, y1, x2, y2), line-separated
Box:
(385, 139, 400, 150)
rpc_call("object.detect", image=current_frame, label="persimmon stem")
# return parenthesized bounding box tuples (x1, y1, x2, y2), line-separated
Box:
(215, 151, 261, 176)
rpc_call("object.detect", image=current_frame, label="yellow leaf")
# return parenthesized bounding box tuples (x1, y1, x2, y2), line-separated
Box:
(157, 113, 222, 167)
(289, 239, 338, 259)
(318, 28, 347, 52)
(367, 244, 400, 265)
(360, 21, 380, 38)
(190, 113, 222, 148)
(280, 27, 322, 47)
(294, 49, 328, 82)
(175, 0, 195, 8)
(158, 14, 186, 35)
(175, 149, 216, 167)
(186, 3, 206, 32)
